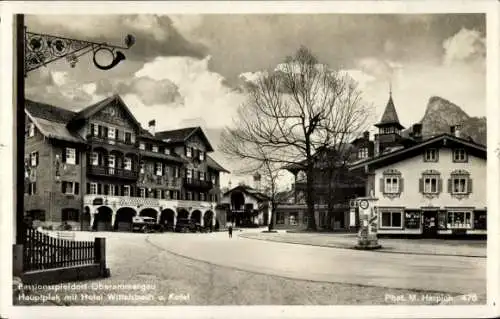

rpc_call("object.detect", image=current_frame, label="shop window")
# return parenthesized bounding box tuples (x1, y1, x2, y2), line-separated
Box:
(276, 212, 285, 224)
(473, 210, 487, 230)
(447, 211, 472, 229)
(27, 210, 46, 222)
(289, 212, 298, 225)
(380, 211, 402, 228)
(404, 211, 421, 229)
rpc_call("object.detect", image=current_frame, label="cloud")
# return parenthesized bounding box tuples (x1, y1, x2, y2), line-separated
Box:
(443, 28, 485, 66)
(25, 68, 94, 108)
(339, 69, 377, 89)
(130, 55, 246, 130)
(25, 15, 208, 63)
(94, 76, 183, 106)
(356, 57, 403, 81)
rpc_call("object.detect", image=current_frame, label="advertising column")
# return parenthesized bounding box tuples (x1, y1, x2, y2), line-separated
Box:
(355, 196, 381, 250)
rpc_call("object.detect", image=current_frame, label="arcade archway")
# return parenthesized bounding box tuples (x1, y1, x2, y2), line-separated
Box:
(115, 207, 137, 231)
(93, 206, 113, 231)
(159, 209, 176, 231)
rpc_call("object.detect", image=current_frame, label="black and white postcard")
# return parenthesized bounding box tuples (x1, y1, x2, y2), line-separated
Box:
(0, 1, 498, 319)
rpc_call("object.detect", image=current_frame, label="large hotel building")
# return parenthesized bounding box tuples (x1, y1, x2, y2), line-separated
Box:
(24, 95, 229, 231)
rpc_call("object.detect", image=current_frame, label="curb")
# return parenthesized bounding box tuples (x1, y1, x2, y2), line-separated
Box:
(238, 234, 486, 258)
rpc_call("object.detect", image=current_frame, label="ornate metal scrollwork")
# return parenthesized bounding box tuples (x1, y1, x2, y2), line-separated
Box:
(24, 29, 135, 75)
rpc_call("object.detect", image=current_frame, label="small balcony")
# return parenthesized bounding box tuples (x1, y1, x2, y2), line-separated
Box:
(183, 178, 213, 190)
(87, 165, 139, 180)
(87, 135, 136, 149)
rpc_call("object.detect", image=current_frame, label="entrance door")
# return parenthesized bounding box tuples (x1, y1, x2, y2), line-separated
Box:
(422, 211, 438, 237)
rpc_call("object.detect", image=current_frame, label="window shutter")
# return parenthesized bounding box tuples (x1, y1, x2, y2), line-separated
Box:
(399, 178, 404, 193)
(62, 148, 67, 163)
(91, 124, 95, 136)
(467, 178, 473, 194)
(33, 182, 36, 194)
(75, 183, 80, 195)
(75, 150, 80, 165)
(35, 152, 39, 166)
(121, 186, 125, 196)
(98, 125, 102, 137)
(419, 178, 423, 193)
(103, 127, 108, 138)
(86, 183, 90, 194)
(438, 178, 443, 193)
(97, 184, 102, 195)
(379, 178, 384, 193)
(436, 150, 439, 162)
(447, 178, 452, 193)
(61, 181, 66, 193)
(104, 184, 109, 195)
(116, 129, 120, 140)
(24, 181, 29, 194)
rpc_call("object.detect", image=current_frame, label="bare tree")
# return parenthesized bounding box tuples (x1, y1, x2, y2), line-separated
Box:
(221, 46, 372, 230)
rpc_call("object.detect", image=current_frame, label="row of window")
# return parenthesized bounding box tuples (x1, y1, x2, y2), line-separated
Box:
(382, 172, 472, 195)
(424, 148, 468, 163)
(86, 183, 218, 202)
(25, 209, 80, 222)
(380, 210, 486, 230)
(90, 123, 135, 144)
(29, 147, 80, 167)
(185, 146, 205, 161)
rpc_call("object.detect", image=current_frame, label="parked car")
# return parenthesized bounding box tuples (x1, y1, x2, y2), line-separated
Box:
(175, 218, 202, 233)
(132, 216, 164, 233)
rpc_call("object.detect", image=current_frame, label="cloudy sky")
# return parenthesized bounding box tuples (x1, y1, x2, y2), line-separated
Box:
(25, 13, 486, 189)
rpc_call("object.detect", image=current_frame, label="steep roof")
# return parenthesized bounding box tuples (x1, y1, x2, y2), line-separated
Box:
(223, 185, 270, 201)
(25, 99, 76, 123)
(349, 133, 486, 171)
(69, 95, 141, 128)
(25, 99, 85, 144)
(155, 126, 214, 152)
(375, 93, 404, 130)
(206, 155, 230, 173)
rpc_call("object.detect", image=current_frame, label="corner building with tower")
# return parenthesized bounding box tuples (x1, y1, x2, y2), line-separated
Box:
(23, 95, 229, 231)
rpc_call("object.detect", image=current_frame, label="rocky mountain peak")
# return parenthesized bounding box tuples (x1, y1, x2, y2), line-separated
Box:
(410, 96, 486, 146)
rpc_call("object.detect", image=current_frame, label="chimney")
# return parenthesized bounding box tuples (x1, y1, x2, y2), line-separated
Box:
(450, 125, 461, 138)
(412, 124, 422, 140)
(363, 131, 370, 140)
(148, 119, 156, 136)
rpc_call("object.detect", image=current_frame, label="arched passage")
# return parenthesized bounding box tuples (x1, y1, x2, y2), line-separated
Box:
(203, 210, 214, 230)
(231, 192, 245, 211)
(139, 208, 158, 221)
(93, 206, 113, 231)
(115, 207, 137, 231)
(190, 210, 202, 225)
(159, 209, 176, 231)
(177, 208, 189, 220)
(82, 207, 91, 231)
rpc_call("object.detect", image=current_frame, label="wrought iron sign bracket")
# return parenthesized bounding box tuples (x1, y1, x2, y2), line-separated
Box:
(24, 28, 135, 76)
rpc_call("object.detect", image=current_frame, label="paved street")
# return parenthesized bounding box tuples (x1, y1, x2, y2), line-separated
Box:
(18, 229, 485, 306)
(146, 229, 485, 295)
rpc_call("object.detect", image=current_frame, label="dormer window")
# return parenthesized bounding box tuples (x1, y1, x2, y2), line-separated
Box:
(357, 147, 368, 159)
(139, 142, 145, 150)
(199, 151, 205, 161)
(453, 148, 467, 162)
(424, 148, 438, 162)
(28, 123, 35, 137)
(152, 145, 159, 153)
(186, 147, 192, 158)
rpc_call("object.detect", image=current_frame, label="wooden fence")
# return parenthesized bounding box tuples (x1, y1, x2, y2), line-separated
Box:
(23, 227, 96, 271)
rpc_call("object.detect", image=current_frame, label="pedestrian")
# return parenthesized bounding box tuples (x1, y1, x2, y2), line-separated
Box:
(228, 224, 233, 238)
